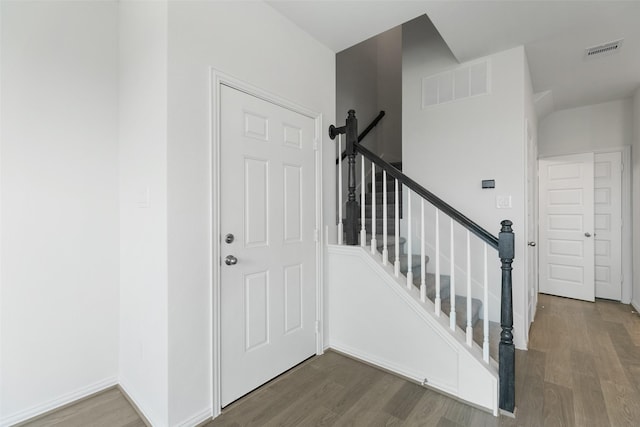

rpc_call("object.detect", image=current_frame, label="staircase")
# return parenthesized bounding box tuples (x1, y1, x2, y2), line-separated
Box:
(331, 109, 516, 415)
(361, 163, 484, 342)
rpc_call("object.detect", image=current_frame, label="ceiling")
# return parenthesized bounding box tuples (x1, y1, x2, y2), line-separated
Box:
(266, 0, 640, 113)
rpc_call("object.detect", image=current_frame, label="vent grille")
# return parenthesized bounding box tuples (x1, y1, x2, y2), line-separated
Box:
(585, 39, 623, 58)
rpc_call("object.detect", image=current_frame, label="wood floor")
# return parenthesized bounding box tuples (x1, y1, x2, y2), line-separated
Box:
(503, 293, 640, 427)
(20, 294, 640, 426)
(18, 387, 145, 427)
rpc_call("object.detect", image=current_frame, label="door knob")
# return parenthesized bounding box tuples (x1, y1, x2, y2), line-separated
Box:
(584, 232, 591, 238)
(224, 255, 238, 266)
(528, 241, 536, 247)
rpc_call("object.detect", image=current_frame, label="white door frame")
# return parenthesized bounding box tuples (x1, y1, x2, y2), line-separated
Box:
(210, 70, 324, 416)
(538, 146, 631, 304)
(523, 118, 538, 341)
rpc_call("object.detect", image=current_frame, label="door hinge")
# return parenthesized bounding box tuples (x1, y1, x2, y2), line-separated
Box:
(313, 139, 319, 150)
(315, 320, 320, 334)
(314, 229, 319, 242)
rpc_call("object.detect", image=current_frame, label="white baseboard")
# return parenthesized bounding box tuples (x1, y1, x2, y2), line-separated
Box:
(175, 407, 212, 427)
(118, 379, 162, 427)
(632, 300, 640, 313)
(329, 342, 457, 397)
(1, 377, 117, 427)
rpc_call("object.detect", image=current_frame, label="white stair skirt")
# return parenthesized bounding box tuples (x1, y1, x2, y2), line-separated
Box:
(326, 245, 499, 415)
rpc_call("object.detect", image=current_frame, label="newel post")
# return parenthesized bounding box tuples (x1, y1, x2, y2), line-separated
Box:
(344, 110, 359, 245)
(498, 220, 515, 414)
(328, 110, 359, 245)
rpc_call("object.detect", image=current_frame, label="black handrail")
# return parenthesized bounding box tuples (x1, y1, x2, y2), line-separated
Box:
(354, 142, 499, 249)
(335, 110, 385, 164)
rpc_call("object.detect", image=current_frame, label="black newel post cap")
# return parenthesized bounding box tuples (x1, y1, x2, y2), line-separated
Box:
(499, 220, 515, 260)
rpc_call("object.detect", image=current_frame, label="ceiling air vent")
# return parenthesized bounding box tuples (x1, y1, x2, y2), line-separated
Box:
(585, 39, 623, 59)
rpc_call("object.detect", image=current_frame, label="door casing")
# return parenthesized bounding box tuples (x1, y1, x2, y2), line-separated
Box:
(210, 70, 324, 416)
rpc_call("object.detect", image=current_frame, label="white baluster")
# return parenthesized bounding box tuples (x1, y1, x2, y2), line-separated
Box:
(360, 157, 366, 247)
(466, 231, 473, 346)
(371, 163, 377, 253)
(394, 180, 400, 277)
(483, 244, 490, 363)
(450, 218, 456, 331)
(337, 135, 343, 245)
(406, 191, 413, 289)
(420, 199, 426, 302)
(435, 209, 441, 316)
(382, 170, 388, 265)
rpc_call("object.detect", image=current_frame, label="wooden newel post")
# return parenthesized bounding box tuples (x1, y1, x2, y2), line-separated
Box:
(498, 219, 515, 413)
(344, 110, 359, 245)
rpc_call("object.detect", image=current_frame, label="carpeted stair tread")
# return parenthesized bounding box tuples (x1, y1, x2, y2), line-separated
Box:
(364, 190, 402, 203)
(363, 204, 400, 218)
(396, 254, 429, 273)
(366, 234, 406, 249)
(441, 296, 482, 329)
(412, 273, 452, 301)
(363, 218, 397, 233)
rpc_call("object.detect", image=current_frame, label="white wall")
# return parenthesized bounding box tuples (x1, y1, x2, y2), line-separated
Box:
(336, 26, 402, 161)
(0, 1, 119, 424)
(633, 89, 640, 311)
(538, 99, 633, 157)
(402, 16, 528, 349)
(337, 36, 379, 151)
(376, 26, 403, 162)
(118, 2, 169, 426)
(166, 2, 335, 424)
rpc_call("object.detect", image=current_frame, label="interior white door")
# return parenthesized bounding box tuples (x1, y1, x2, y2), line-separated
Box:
(220, 85, 317, 407)
(539, 153, 595, 302)
(594, 151, 622, 300)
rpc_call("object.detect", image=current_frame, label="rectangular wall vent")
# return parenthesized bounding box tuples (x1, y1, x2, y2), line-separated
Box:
(422, 60, 490, 108)
(585, 39, 623, 58)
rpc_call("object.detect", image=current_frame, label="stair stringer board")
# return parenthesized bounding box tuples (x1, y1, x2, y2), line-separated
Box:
(327, 245, 498, 415)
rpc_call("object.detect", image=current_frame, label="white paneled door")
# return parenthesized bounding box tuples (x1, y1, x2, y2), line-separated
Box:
(220, 85, 317, 407)
(539, 153, 595, 302)
(594, 152, 622, 300)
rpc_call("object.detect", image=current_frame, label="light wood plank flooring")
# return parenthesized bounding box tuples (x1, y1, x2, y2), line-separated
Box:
(17, 387, 145, 427)
(502, 293, 640, 427)
(19, 294, 640, 426)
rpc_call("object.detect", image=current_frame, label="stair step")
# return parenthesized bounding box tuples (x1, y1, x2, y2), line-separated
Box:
(363, 204, 399, 218)
(441, 296, 482, 329)
(396, 254, 429, 273)
(367, 234, 406, 250)
(412, 273, 452, 301)
(363, 218, 396, 233)
(364, 190, 403, 203)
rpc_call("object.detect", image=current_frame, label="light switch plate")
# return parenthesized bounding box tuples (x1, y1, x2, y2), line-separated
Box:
(496, 195, 512, 209)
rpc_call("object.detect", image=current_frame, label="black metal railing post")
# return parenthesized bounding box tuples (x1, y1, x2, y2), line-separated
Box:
(344, 110, 359, 245)
(498, 219, 515, 414)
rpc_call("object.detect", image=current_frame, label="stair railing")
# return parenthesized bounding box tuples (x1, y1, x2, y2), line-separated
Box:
(329, 110, 516, 414)
(335, 110, 385, 164)
(332, 110, 385, 245)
